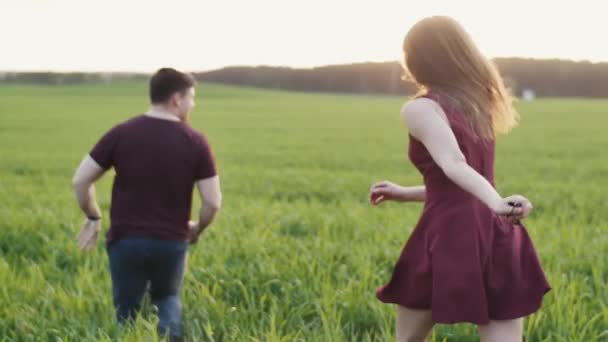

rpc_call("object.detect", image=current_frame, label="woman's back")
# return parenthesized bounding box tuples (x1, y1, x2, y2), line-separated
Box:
(409, 92, 496, 205)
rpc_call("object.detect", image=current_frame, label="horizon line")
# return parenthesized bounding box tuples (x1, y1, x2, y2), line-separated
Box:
(1, 56, 607, 74)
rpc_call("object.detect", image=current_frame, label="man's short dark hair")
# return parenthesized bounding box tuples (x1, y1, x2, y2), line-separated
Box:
(149, 68, 195, 104)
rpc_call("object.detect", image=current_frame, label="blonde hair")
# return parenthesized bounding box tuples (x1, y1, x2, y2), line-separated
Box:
(403, 16, 518, 138)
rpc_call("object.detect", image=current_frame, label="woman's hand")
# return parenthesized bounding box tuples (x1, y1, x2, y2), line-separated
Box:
(493, 194, 533, 222)
(369, 181, 406, 205)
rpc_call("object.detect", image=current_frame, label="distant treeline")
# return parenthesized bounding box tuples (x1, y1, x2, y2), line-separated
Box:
(194, 58, 608, 98)
(0, 72, 148, 85)
(3, 58, 608, 97)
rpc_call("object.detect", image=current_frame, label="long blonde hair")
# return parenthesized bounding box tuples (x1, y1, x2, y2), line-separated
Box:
(403, 16, 518, 138)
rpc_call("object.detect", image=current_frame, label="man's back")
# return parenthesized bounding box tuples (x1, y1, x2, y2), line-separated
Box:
(90, 115, 216, 244)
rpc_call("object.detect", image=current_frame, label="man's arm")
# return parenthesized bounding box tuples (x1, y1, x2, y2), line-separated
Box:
(190, 175, 222, 243)
(72, 155, 106, 218)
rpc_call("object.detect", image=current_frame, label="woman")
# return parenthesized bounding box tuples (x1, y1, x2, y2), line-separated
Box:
(369, 16, 550, 342)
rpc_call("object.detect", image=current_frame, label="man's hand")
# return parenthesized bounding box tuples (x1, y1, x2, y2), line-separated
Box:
(77, 218, 101, 251)
(189, 220, 203, 244)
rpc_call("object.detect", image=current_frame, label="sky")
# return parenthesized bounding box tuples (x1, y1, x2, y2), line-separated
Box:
(1, 0, 605, 72)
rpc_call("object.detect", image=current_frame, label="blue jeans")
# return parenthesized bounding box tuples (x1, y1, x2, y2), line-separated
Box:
(107, 237, 188, 339)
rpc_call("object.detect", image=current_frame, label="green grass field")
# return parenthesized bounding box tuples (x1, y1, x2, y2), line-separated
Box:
(0, 83, 606, 341)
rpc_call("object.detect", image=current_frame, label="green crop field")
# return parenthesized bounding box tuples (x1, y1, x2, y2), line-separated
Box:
(0, 83, 606, 341)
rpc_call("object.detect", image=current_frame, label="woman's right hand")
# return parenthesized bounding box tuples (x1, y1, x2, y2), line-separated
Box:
(369, 181, 404, 205)
(493, 194, 533, 222)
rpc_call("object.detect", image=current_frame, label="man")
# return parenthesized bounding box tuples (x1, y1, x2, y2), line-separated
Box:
(72, 68, 221, 341)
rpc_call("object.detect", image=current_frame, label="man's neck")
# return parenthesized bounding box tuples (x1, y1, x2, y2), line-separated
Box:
(145, 106, 181, 122)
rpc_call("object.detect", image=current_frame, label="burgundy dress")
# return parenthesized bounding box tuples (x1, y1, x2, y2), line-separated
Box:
(376, 93, 551, 324)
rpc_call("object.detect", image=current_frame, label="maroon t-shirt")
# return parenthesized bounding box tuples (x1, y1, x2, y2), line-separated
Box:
(90, 115, 217, 245)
